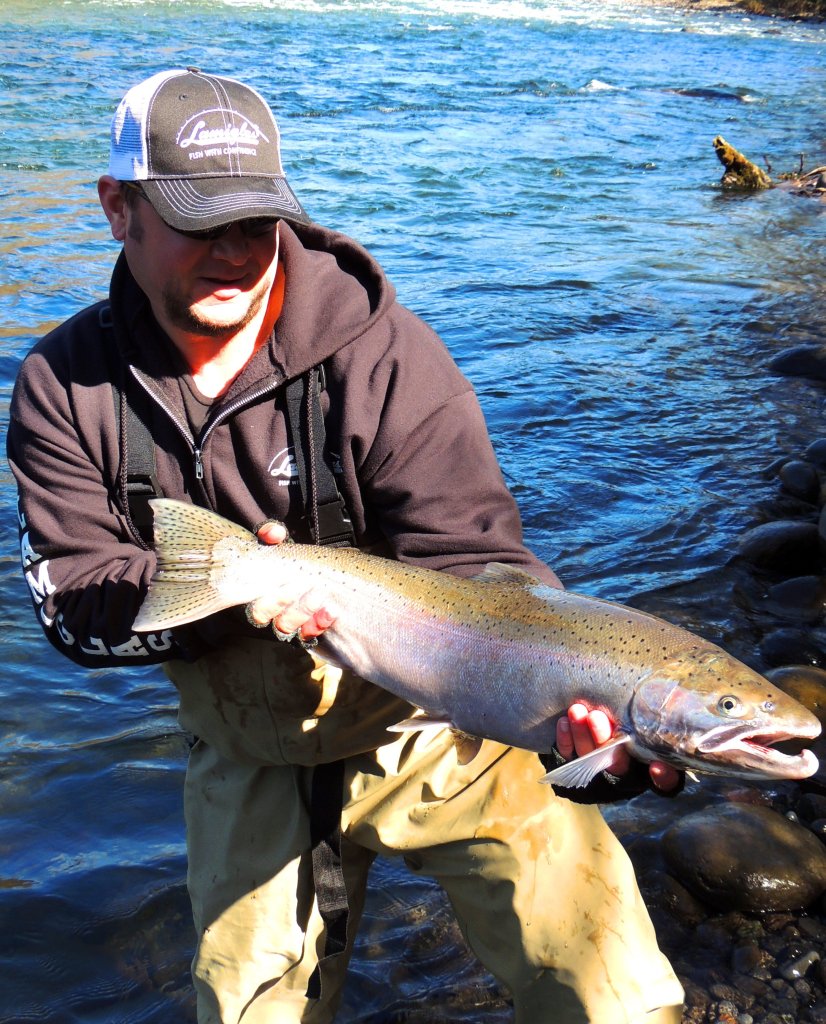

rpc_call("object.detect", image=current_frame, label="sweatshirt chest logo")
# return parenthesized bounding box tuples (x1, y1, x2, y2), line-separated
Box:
(269, 447, 298, 486)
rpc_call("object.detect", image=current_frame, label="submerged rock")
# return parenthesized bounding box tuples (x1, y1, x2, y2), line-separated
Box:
(736, 520, 820, 574)
(763, 576, 826, 623)
(770, 344, 826, 382)
(760, 627, 826, 667)
(778, 459, 821, 504)
(662, 804, 826, 912)
(805, 440, 826, 470)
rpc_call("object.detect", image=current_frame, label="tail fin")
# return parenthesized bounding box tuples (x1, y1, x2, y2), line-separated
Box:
(133, 499, 258, 632)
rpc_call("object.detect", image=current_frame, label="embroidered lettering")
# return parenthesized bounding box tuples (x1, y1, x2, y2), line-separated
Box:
(179, 116, 268, 151)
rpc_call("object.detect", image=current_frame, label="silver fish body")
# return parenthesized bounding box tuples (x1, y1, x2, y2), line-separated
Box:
(134, 500, 820, 785)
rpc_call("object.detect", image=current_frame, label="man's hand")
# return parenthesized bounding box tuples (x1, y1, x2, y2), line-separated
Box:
(556, 703, 681, 792)
(246, 522, 337, 642)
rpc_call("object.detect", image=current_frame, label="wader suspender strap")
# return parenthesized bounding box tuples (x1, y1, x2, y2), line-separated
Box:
(306, 758, 349, 1000)
(284, 367, 355, 548)
(107, 310, 159, 549)
(119, 393, 161, 547)
(284, 368, 355, 999)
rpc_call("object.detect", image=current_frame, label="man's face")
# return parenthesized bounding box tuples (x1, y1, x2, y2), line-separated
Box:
(115, 185, 280, 345)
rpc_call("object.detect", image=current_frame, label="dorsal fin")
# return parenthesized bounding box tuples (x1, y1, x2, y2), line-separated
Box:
(473, 562, 543, 587)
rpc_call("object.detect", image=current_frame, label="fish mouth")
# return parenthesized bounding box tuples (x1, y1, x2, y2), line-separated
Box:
(697, 725, 820, 780)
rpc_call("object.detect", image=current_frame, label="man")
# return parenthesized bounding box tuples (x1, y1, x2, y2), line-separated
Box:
(8, 69, 684, 1023)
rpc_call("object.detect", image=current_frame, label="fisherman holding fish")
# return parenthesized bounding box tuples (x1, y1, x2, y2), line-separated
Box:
(9, 68, 700, 1023)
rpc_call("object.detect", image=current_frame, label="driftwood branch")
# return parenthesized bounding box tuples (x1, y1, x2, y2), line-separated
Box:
(713, 135, 772, 190)
(713, 136, 826, 199)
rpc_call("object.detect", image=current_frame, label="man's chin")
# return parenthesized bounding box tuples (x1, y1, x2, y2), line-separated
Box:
(168, 301, 258, 339)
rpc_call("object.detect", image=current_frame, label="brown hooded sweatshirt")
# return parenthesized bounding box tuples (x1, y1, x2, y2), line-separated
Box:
(8, 220, 559, 669)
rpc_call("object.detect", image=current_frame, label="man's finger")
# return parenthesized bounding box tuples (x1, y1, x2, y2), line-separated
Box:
(257, 520, 288, 545)
(246, 593, 291, 626)
(585, 709, 614, 747)
(556, 716, 574, 760)
(649, 761, 681, 792)
(568, 703, 596, 756)
(299, 607, 337, 639)
(273, 589, 332, 638)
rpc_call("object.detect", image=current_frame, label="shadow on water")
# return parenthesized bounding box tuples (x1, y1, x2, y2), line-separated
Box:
(0, 863, 195, 1024)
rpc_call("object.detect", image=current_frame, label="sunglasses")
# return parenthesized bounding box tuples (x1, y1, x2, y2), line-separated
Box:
(123, 183, 278, 241)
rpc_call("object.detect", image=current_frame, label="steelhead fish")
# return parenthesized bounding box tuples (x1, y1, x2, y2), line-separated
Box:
(133, 499, 820, 787)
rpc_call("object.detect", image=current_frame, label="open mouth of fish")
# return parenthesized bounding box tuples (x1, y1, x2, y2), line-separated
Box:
(697, 726, 820, 779)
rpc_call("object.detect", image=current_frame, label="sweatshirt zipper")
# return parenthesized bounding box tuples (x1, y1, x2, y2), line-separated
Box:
(130, 366, 281, 487)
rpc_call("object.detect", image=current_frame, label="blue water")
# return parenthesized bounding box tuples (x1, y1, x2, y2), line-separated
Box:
(1, 1, 825, 1020)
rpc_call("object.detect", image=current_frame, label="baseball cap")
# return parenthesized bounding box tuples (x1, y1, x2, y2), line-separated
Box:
(108, 68, 310, 230)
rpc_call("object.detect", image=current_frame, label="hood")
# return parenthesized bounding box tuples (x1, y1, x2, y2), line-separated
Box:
(107, 218, 398, 410)
(274, 220, 397, 380)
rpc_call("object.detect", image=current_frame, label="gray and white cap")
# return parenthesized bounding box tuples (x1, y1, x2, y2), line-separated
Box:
(108, 68, 310, 230)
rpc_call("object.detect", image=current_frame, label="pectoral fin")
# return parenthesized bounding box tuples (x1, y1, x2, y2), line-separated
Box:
(387, 711, 451, 734)
(540, 735, 633, 789)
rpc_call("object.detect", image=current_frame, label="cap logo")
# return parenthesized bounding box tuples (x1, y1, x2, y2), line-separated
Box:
(109, 70, 309, 226)
(177, 110, 270, 163)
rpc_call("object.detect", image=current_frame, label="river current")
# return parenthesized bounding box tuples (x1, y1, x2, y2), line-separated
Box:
(0, 1, 825, 1020)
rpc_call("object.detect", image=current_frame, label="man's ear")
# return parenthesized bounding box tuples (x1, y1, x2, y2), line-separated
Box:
(98, 175, 128, 242)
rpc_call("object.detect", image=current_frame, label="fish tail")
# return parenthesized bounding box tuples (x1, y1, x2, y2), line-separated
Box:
(133, 499, 259, 632)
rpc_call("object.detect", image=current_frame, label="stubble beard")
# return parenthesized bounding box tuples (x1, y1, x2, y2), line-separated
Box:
(161, 277, 270, 341)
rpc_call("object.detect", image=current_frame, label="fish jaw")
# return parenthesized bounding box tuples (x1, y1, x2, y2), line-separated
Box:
(693, 722, 820, 781)
(628, 653, 822, 782)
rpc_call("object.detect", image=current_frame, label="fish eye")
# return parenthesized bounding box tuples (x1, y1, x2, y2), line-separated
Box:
(717, 694, 746, 717)
(761, 700, 775, 713)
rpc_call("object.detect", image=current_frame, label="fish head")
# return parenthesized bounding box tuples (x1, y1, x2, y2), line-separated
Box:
(628, 646, 821, 781)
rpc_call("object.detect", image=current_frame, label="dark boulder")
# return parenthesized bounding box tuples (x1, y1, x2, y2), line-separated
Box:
(662, 804, 826, 912)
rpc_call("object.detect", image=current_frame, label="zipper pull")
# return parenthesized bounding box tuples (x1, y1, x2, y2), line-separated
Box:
(194, 448, 204, 480)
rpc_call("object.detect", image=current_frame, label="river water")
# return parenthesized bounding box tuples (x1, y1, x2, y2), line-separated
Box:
(1, 1, 825, 1021)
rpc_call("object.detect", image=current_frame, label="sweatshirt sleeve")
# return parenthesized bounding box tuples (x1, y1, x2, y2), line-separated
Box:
(7, 343, 193, 668)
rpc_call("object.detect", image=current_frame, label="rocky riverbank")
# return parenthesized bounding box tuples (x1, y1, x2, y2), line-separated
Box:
(604, 349, 826, 1024)
(629, 0, 825, 19)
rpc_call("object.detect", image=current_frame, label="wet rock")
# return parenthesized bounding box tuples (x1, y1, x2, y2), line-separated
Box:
(662, 804, 826, 912)
(760, 628, 826, 668)
(732, 942, 769, 975)
(770, 344, 826, 382)
(713, 136, 772, 190)
(763, 576, 826, 623)
(799, 917, 826, 943)
(708, 997, 740, 1022)
(779, 460, 821, 504)
(764, 665, 826, 781)
(736, 520, 821, 575)
(805, 440, 826, 470)
(766, 665, 826, 725)
(780, 948, 820, 981)
(638, 869, 708, 928)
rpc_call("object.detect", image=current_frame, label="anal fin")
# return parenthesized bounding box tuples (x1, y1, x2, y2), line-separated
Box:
(387, 713, 483, 766)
